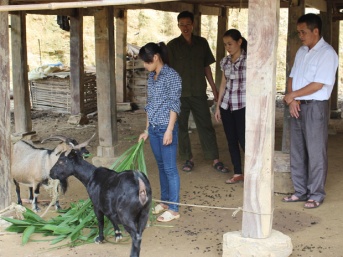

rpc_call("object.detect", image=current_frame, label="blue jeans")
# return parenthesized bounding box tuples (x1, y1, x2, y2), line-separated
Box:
(148, 123, 180, 212)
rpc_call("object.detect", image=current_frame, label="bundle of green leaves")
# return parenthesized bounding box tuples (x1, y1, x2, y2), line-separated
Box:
(1, 139, 147, 247)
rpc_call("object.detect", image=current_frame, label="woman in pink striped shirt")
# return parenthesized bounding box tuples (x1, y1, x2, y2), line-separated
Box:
(215, 29, 247, 184)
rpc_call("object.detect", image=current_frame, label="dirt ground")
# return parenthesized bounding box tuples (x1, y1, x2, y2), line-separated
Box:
(1, 104, 343, 257)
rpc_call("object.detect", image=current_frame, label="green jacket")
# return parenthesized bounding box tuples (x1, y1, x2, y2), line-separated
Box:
(167, 34, 215, 97)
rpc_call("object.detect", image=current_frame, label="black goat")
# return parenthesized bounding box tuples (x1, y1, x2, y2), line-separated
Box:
(50, 149, 152, 257)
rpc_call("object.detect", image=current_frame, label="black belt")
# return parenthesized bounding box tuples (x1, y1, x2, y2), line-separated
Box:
(297, 100, 314, 104)
(297, 100, 327, 104)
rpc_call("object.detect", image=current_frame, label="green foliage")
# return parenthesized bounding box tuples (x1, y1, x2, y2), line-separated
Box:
(109, 139, 147, 175)
(0, 141, 147, 247)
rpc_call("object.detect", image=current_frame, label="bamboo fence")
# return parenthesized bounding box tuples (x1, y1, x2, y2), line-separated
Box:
(30, 72, 97, 114)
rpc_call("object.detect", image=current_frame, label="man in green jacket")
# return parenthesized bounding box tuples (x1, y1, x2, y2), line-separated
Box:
(167, 11, 228, 173)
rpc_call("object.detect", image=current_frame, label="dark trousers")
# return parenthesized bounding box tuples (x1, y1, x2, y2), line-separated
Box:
(178, 95, 219, 160)
(290, 100, 328, 203)
(220, 106, 245, 174)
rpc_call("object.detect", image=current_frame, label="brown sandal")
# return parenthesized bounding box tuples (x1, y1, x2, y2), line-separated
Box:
(282, 195, 307, 202)
(225, 175, 244, 184)
(304, 200, 321, 209)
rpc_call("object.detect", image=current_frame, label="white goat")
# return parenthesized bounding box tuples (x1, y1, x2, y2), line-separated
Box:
(11, 134, 94, 212)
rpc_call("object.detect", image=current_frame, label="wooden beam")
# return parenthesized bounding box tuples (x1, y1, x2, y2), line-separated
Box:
(242, 0, 279, 238)
(24, 8, 74, 15)
(121, 3, 222, 15)
(114, 9, 127, 103)
(306, 0, 327, 12)
(282, 0, 304, 153)
(70, 8, 85, 116)
(0, 0, 181, 11)
(0, 0, 11, 210)
(94, 6, 118, 156)
(11, 11, 32, 134)
(215, 7, 227, 90)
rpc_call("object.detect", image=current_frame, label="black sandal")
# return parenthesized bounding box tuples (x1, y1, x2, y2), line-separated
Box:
(182, 160, 194, 172)
(213, 161, 229, 173)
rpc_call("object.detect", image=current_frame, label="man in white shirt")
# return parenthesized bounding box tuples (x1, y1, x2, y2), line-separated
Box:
(282, 13, 338, 208)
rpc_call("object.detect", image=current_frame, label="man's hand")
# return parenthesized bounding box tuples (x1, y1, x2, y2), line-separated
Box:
(283, 93, 294, 105)
(288, 100, 301, 119)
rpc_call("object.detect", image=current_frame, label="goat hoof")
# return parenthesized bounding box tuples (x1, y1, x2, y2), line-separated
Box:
(114, 232, 123, 242)
(33, 208, 41, 213)
(94, 237, 104, 244)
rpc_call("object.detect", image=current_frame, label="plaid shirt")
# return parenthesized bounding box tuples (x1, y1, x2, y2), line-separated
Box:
(220, 50, 247, 111)
(145, 64, 182, 126)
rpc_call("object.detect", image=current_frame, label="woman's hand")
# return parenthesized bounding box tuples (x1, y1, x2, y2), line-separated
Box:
(138, 131, 149, 142)
(214, 108, 221, 122)
(163, 130, 173, 145)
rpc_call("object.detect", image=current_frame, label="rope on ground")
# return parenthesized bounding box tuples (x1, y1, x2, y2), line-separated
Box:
(152, 199, 243, 217)
(40, 179, 59, 218)
(0, 203, 26, 220)
(152, 199, 274, 217)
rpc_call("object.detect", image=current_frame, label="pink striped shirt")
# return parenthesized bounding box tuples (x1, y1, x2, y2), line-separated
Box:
(220, 50, 247, 111)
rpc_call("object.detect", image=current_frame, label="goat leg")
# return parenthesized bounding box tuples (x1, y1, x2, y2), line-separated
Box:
(14, 180, 22, 205)
(54, 200, 61, 210)
(29, 187, 34, 203)
(94, 211, 105, 244)
(124, 222, 142, 257)
(110, 221, 123, 242)
(32, 185, 41, 212)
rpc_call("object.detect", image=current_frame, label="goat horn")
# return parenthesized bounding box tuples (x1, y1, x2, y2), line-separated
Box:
(41, 135, 69, 144)
(73, 133, 96, 149)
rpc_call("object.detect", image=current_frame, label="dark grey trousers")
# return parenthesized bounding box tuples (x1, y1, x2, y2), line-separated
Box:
(290, 100, 329, 203)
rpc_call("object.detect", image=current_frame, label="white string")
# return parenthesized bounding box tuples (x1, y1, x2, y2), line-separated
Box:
(153, 199, 274, 217)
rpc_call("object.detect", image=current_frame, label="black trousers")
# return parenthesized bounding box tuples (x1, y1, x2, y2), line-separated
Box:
(220, 106, 245, 174)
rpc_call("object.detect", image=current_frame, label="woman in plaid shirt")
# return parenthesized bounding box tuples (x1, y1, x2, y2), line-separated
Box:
(138, 42, 182, 222)
(215, 29, 247, 184)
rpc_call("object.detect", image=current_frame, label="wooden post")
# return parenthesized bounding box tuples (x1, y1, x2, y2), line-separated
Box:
(330, 20, 340, 116)
(326, 0, 340, 118)
(11, 11, 32, 134)
(242, 0, 279, 238)
(0, 0, 11, 210)
(215, 7, 228, 90)
(69, 9, 86, 120)
(94, 6, 117, 160)
(114, 9, 127, 103)
(282, 0, 304, 153)
(193, 4, 201, 36)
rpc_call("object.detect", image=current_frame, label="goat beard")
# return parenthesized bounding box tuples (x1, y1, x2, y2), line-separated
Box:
(59, 179, 69, 194)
